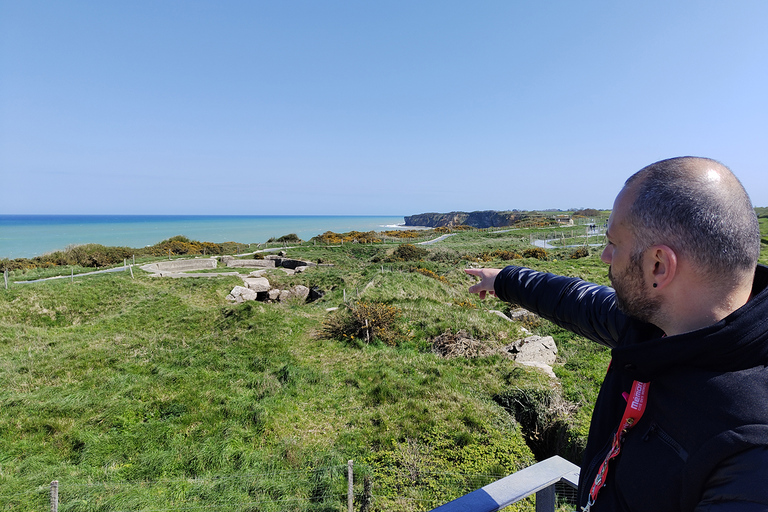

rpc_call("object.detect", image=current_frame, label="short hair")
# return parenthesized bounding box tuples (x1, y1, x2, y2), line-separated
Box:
(624, 157, 760, 279)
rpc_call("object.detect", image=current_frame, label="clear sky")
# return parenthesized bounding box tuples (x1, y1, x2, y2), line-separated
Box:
(1, 1, 766, 216)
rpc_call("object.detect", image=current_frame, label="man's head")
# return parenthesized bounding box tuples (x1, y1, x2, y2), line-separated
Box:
(602, 156, 760, 324)
(624, 157, 760, 282)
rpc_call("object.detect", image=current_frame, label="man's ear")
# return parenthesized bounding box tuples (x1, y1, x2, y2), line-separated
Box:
(649, 245, 677, 290)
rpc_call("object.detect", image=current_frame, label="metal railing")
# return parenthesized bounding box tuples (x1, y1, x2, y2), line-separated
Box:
(429, 456, 580, 512)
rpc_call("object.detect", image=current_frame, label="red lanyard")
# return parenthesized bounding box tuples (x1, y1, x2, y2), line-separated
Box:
(582, 380, 650, 512)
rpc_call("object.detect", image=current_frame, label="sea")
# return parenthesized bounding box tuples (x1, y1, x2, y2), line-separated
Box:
(0, 215, 408, 259)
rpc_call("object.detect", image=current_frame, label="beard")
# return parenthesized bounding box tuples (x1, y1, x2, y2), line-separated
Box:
(608, 256, 662, 323)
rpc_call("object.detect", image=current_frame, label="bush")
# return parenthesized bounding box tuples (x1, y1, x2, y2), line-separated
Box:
(380, 230, 420, 239)
(268, 233, 303, 243)
(412, 267, 449, 284)
(389, 244, 428, 262)
(570, 246, 590, 259)
(522, 247, 548, 260)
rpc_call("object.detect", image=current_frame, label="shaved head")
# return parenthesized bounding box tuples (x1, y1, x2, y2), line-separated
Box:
(623, 157, 760, 281)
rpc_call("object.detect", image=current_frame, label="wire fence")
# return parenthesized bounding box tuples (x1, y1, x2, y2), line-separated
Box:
(0, 462, 580, 512)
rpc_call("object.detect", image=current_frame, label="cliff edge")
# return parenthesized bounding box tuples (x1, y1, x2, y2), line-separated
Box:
(404, 210, 525, 229)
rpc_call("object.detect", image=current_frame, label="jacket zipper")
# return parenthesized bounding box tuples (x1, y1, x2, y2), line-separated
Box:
(643, 424, 689, 461)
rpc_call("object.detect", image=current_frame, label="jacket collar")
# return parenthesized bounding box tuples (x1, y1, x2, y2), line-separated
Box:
(613, 265, 768, 382)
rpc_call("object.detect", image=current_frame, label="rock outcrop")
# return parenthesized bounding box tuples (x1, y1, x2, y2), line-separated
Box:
(404, 210, 526, 228)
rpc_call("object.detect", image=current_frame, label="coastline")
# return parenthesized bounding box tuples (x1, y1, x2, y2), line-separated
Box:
(0, 215, 407, 260)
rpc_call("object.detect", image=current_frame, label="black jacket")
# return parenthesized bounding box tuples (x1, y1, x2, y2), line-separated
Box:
(494, 264, 768, 511)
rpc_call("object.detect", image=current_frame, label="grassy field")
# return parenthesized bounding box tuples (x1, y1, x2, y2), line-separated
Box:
(2, 220, 766, 511)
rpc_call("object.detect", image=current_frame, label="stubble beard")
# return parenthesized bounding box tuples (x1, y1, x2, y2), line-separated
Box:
(608, 257, 662, 324)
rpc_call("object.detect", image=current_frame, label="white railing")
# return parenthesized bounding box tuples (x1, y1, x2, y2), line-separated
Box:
(429, 456, 580, 512)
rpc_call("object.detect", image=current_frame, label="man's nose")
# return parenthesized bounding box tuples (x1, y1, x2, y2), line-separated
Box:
(601, 245, 612, 264)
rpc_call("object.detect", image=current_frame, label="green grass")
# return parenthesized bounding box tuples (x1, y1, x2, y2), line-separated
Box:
(3, 221, 765, 511)
(0, 268, 542, 511)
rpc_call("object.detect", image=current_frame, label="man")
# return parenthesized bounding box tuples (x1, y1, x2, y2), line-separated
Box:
(466, 157, 768, 511)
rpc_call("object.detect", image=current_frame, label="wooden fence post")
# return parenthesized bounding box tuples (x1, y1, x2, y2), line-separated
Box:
(4, 269, 8, 290)
(50, 480, 58, 512)
(348, 460, 354, 512)
(361, 475, 372, 512)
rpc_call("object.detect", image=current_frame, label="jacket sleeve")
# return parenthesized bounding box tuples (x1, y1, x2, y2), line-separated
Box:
(493, 265, 628, 349)
(694, 447, 768, 511)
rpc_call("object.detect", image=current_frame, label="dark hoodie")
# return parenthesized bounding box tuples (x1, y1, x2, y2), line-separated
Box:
(494, 264, 768, 511)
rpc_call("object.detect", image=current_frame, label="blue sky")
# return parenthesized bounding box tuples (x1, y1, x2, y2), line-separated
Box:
(2, 1, 766, 215)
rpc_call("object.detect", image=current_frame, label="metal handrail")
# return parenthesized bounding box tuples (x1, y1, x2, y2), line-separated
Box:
(429, 455, 580, 512)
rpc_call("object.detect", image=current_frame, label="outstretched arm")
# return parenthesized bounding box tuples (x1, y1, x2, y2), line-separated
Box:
(466, 265, 633, 348)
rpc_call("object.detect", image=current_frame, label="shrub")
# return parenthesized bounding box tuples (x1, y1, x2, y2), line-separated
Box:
(522, 247, 548, 260)
(312, 231, 380, 244)
(570, 246, 590, 259)
(475, 249, 523, 262)
(314, 231, 343, 244)
(389, 244, 428, 262)
(268, 233, 303, 243)
(412, 267, 449, 284)
(380, 230, 420, 239)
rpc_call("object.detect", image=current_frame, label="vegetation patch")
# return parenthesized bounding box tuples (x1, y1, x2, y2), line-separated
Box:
(411, 267, 449, 284)
(10, 216, 758, 510)
(569, 246, 590, 259)
(432, 329, 498, 358)
(319, 301, 403, 346)
(267, 233, 303, 243)
(388, 243, 428, 262)
(522, 247, 548, 260)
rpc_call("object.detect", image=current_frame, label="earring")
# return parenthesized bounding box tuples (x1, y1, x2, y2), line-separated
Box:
(652, 283, 657, 288)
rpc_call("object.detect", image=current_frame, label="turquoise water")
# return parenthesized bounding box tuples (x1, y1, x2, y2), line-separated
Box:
(0, 215, 406, 259)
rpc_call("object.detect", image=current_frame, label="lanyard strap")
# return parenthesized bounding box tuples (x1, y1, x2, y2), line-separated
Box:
(583, 380, 650, 511)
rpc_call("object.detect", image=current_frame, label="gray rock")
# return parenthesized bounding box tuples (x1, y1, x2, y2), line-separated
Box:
(508, 308, 540, 322)
(242, 277, 270, 292)
(279, 285, 310, 302)
(228, 285, 258, 302)
(504, 335, 557, 365)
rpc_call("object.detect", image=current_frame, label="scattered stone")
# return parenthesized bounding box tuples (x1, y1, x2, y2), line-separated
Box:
(488, 310, 512, 321)
(242, 276, 270, 292)
(508, 308, 540, 323)
(278, 285, 310, 302)
(227, 285, 258, 302)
